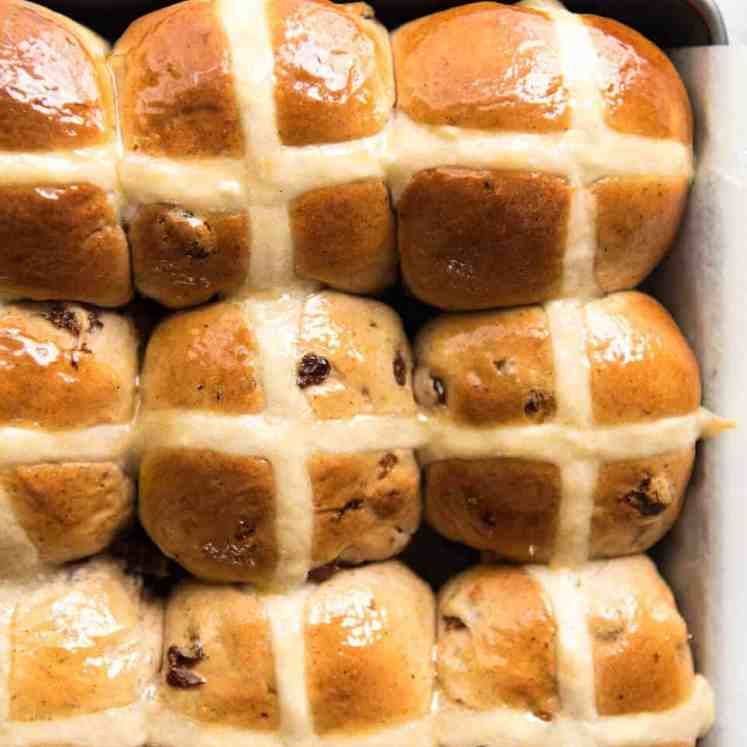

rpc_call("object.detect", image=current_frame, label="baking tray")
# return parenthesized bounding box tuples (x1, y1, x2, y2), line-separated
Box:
(42, 0, 740, 744)
(49, 0, 729, 46)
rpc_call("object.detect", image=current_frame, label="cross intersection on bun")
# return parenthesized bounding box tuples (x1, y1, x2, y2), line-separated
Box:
(0, 558, 713, 747)
(0, 1, 729, 746)
(111, 0, 397, 308)
(0, 0, 694, 312)
(138, 289, 423, 587)
(391, 0, 694, 310)
(415, 291, 729, 563)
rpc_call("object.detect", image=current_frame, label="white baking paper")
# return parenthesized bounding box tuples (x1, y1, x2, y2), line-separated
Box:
(651, 45, 747, 747)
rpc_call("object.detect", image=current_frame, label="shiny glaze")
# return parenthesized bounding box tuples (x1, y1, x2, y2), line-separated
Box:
(112, 0, 243, 157)
(0, 320, 124, 430)
(142, 303, 265, 415)
(585, 292, 701, 425)
(584, 558, 695, 715)
(584, 15, 692, 143)
(305, 564, 434, 734)
(414, 306, 556, 426)
(272, 0, 392, 145)
(393, 3, 570, 131)
(299, 292, 416, 419)
(438, 565, 560, 718)
(0, 1, 107, 150)
(10, 569, 143, 719)
(159, 583, 280, 730)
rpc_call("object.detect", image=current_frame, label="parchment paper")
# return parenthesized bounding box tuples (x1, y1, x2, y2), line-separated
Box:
(650, 45, 747, 747)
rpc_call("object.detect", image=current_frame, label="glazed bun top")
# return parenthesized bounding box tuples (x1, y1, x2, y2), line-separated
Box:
(391, 0, 694, 310)
(0, 558, 161, 746)
(150, 562, 435, 746)
(112, 0, 392, 158)
(393, 2, 690, 141)
(0, 0, 113, 151)
(436, 557, 713, 747)
(414, 291, 700, 429)
(0, 302, 137, 432)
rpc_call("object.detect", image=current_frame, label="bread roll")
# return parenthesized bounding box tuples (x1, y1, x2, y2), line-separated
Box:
(0, 0, 130, 306)
(0, 558, 161, 747)
(390, 0, 693, 310)
(112, 0, 396, 308)
(0, 303, 138, 576)
(435, 557, 713, 747)
(415, 291, 728, 563)
(148, 561, 435, 747)
(139, 290, 423, 587)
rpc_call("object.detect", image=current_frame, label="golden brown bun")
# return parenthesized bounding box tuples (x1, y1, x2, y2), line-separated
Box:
(416, 292, 702, 561)
(414, 305, 556, 426)
(591, 448, 694, 558)
(158, 581, 279, 730)
(306, 562, 435, 734)
(0, 303, 137, 430)
(437, 564, 560, 718)
(139, 293, 420, 584)
(129, 204, 251, 309)
(2, 462, 133, 564)
(299, 291, 417, 419)
(583, 15, 693, 143)
(142, 302, 265, 415)
(398, 169, 570, 311)
(586, 292, 701, 425)
(0, 184, 131, 307)
(593, 176, 690, 293)
(270, 0, 394, 145)
(111, 0, 243, 158)
(425, 458, 561, 562)
(291, 179, 397, 294)
(0, 0, 112, 151)
(310, 449, 421, 566)
(583, 556, 695, 715)
(438, 558, 697, 724)
(7, 558, 160, 722)
(393, 3, 569, 132)
(392, 3, 693, 310)
(139, 448, 279, 584)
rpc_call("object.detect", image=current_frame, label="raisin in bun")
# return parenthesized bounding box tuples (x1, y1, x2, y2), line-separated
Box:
(0, 0, 130, 306)
(0, 558, 161, 747)
(111, 0, 395, 308)
(0, 303, 137, 576)
(148, 562, 435, 747)
(436, 557, 713, 747)
(138, 290, 423, 587)
(415, 291, 730, 564)
(390, 0, 693, 310)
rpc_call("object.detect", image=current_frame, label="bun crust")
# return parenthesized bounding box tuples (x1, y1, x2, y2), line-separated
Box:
(393, 3, 569, 132)
(270, 0, 394, 145)
(112, 0, 243, 158)
(416, 291, 705, 563)
(0, 0, 111, 151)
(2, 462, 133, 564)
(399, 169, 571, 310)
(305, 562, 435, 734)
(7, 560, 160, 722)
(583, 15, 693, 143)
(437, 565, 560, 717)
(0, 303, 136, 430)
(0, 184, 130, 307)
(139, 292, 420, 585)
(158, 582, 279, 730)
